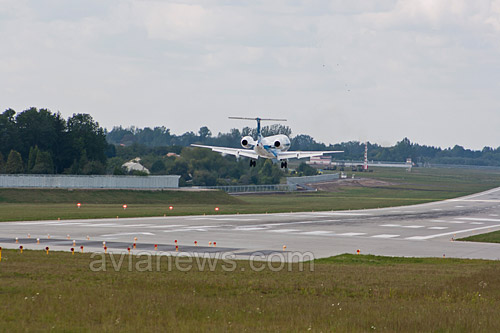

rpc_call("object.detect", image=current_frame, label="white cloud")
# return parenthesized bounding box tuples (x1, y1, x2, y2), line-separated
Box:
(0, 0, 499, 149)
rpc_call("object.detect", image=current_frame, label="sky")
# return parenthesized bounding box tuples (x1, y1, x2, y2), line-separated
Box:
(1, 0, 500, 149)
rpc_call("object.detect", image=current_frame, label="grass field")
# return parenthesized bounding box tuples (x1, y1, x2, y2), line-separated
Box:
(0, 249, 499, 331)
(1, 167, 500, 221)
(459, 230, 500, 244)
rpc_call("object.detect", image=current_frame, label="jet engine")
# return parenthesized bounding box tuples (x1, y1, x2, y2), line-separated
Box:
(241, 136, 255, 149)
(274, 140, 282, 149)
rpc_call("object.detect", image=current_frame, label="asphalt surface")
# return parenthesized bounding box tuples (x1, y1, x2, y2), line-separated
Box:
(1, 187, 500, 260)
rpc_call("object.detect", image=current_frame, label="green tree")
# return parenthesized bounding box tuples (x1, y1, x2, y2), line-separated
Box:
(78, 150, 89, 174)
(67, 113, 107, 165)
(82, 161, 106, 175)
(296, 162, 317, 176)
(257, 160, 283, 184)
(113, 166, 126, 175)
(0, 109, 18, 158)
(27, 146, 40, 172)
(0, 151, 5, 173)
(31, 150, 54, 174)
(15, 108, 67, 170)
(151, 160, 167, 174)
(192, 170, 217, 186)
(198, 126, 212, 141)
(5, 150, 24, 174)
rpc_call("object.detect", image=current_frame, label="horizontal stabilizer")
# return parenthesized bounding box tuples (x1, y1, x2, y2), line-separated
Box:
(229, 117, 287, 122)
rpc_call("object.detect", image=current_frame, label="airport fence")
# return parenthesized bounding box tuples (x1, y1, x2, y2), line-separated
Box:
(0, 174, 180, 189)
(200, 184, 297, 193)
(286, 173, 340, 191)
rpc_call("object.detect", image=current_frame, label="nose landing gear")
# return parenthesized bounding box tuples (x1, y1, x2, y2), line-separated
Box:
(249, 160, 257, 167)
(280, 161, 288, 169)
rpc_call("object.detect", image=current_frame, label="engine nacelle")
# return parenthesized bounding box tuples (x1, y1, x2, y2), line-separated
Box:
(241, 136, 255, 149)
(274, 140, 282, 149)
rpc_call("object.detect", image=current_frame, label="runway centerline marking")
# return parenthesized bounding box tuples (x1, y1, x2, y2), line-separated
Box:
(371, 234, 400, 238)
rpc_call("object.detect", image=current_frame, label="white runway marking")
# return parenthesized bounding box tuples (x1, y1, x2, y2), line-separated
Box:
(192, 217, 258, 221)
(428, 227, 448, 230)
(120, 224, 154, 228)
(457, 217, 500, 222)
(470, 222, 484, 225)
(301, 231, 333, 235)
(15, 221, 62, 225)
(455, 205, 465, 208)
(234, 227, 268, 231)
(371, 234, 400, 238)
(380, 224, 424, 229)
(405, 236, 429, 240)
(146, 225, 184, 228)
(405, 224, 500, 240)
(101, 232, 155, 237)
(43, 222, 90, 226)
(254, 219, 340, 228)
(432, 209, 443, 211)
(455, 200, 500, 203)
(431, 220, 465, 224)
(325, 212, 372, 216)
(338, 232, 366, 236)
(268, 229, 299, 233)
(162, 229, 198, 233)
(490, 214, 499, 217)
(87, 223, 117, 227)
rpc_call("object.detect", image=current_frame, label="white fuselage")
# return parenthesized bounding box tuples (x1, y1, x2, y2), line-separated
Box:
(253, 134, 291, 159)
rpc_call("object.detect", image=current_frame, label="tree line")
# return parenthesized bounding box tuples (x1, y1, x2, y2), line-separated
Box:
(2, 107, 500, 186)
(0, 108, 108, 174)
(108, 126, 500, 167)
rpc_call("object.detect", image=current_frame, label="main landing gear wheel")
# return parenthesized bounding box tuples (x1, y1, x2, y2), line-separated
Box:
(280, 161, 288, 168)
(249, 160, 257, 167)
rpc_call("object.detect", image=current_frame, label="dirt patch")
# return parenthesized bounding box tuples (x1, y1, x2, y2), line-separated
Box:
(306, 178, 399, 192)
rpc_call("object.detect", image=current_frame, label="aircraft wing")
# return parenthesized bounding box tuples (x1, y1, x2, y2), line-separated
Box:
(191, 144, 259, 159)
(276, 150, 343, 160)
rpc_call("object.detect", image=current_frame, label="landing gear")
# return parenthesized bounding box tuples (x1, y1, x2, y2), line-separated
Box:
(280, 161, 288, 169)
(249, 160, 257, 167)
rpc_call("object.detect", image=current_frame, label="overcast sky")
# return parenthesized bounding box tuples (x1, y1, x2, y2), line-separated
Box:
(1, 0, 500, 149)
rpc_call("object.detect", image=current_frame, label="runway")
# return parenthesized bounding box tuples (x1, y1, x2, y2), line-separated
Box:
(1, 187, 500, 260)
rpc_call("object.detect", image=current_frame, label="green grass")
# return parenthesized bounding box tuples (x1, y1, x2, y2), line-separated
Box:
(1, 250, 499, 331)
(1, 167, 500, 221)
(459, 230, 500, 244)
(0, 188, 240, 204)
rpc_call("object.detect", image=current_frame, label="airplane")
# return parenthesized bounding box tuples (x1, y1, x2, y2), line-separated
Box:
(191, 117, 343, 168)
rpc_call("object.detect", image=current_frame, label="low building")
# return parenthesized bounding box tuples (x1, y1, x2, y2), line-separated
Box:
(307, 156, 332, 166)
